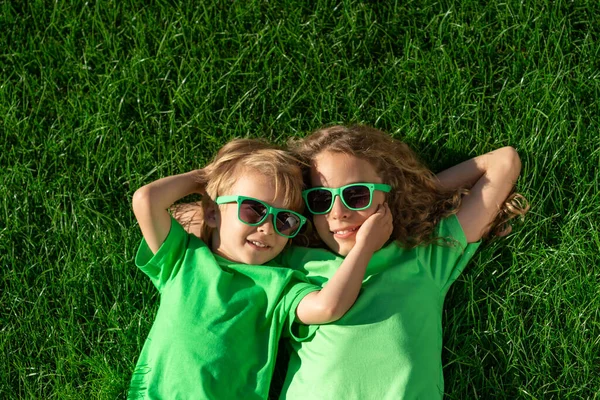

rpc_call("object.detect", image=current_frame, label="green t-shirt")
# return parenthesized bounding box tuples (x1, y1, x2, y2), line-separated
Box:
(128, 219, 318, 400)
(280, 215, 480, 400)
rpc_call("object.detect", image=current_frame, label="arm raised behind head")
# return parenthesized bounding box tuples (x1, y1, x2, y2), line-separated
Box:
(132, 170, 206, 254)
(436, 146, 523, 243)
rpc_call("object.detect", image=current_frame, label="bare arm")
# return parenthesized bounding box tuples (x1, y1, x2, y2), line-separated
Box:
(436, 146, 522, 242)
(295, 203, 393, 325)
(132, 170, 206, 254)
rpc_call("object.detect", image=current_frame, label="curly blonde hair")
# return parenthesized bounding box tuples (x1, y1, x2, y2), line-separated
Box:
(173, 139, 305, 243)
(289, 125, 529, 248)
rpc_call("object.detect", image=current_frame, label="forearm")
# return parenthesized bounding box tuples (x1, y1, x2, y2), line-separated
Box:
(295, 204, 392, 325)
(435, 154, 488, 190)
(132, 170, 206, 253)
(134, 170, 205, 211)
(296, 245, 372, 325)
(455, 146, 522, 242)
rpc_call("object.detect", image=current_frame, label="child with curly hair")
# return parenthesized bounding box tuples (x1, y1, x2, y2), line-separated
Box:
(279, 125, 528, 399)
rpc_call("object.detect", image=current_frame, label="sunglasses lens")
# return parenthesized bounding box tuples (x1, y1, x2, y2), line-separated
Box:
(342, 185, 371, 209)
(275, 212, 301, 236)
(307, 190, 333, 213)
(239, 199, 267, 224)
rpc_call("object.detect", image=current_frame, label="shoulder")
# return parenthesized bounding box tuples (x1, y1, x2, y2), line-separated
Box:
(280, 245, 339, 270)
(435, 214, 470, 248)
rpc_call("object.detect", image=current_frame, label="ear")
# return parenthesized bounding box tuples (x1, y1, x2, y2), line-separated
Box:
(204, 203, 218, 228)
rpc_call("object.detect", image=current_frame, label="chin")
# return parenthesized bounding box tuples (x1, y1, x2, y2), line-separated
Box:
(248, 253, 275, 265)
(243, 256, 265, 265)
(329, 242, 354, 257)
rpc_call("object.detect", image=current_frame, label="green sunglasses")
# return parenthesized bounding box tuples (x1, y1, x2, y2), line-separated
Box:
(215, 195, 306, 238)
(302, 183, 392, 215)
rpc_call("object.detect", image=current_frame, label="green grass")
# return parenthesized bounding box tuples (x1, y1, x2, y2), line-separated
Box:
(2, 0, 599, 398)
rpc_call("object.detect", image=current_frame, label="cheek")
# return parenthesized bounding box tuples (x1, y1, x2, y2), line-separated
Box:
(354, 211, 375, 225)
(312, 215, 329, 233)
(374, 191, 386, 205)
(220, 208, 245, 232)
(362, 192, 386, 215)
(274, 236, 290, 250)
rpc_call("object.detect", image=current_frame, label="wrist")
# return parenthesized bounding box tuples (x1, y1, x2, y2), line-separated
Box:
(189, 169, 207, 194)
(349, 241, 377, 258)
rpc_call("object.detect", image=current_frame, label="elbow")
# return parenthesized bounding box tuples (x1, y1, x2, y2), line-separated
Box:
(313, 304, 338, 324)
(297, 291, 357, 325)
(132, 186, 153, 217)
(496, 146, 521, 180)
(315, 303, 349, 324)
(302, 303, 343, 325)
(506, 146, 521, 170)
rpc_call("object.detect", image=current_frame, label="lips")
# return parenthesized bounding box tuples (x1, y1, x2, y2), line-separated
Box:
(331, 225, 360, 239)
(247, 239, 271, 250)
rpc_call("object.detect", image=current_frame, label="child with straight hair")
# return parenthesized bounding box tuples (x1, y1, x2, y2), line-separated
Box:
(128, 138, 392, 399)
(278, 125, 529, 399)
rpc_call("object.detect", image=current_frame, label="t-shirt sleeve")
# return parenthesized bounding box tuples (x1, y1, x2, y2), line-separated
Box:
(418, 214, 481, 295)
(134, 217, 189, 291)
(279, 275, 321, 343)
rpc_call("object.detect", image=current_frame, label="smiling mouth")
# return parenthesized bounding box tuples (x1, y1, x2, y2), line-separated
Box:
(247, 240, 271, 249)
(331, 226, 360, 235)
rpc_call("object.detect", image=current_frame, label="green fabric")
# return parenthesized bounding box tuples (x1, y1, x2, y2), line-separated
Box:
(280, 215, 480, 400)
(128, 218, 318, 400)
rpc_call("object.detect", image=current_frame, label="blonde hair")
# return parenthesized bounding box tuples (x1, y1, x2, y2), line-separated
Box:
(174, 139, 305, 243)
(290, 125, 529, 248)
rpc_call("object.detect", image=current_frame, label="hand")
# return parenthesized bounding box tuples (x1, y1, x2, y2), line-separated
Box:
(192, 169, 208, 194)
(133, 170, 209, 254)
(354, 203, 393, 254)
(496, 225, 512, 237)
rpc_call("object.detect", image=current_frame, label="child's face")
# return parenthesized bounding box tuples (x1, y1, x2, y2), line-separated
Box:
(211, 170, 292, 265)
(310, 151, 386, 256)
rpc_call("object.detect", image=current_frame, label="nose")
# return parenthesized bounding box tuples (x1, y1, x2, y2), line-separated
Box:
(257, 215, 275, 235)
(329, 195, 349, 219)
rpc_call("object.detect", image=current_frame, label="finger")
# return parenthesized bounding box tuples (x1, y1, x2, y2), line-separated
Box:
(382, 206, 392, 223)
(380, 203, 389, 217)
(371, 205, 384, 218)
(497, 225, 512, 237)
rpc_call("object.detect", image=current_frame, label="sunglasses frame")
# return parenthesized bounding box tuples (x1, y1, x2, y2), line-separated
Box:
(302, 183, 392, 215)
(215, 195, 306, 238)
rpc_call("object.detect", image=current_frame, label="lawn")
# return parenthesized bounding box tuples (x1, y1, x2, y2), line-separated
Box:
(1, 0, 599, 398)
